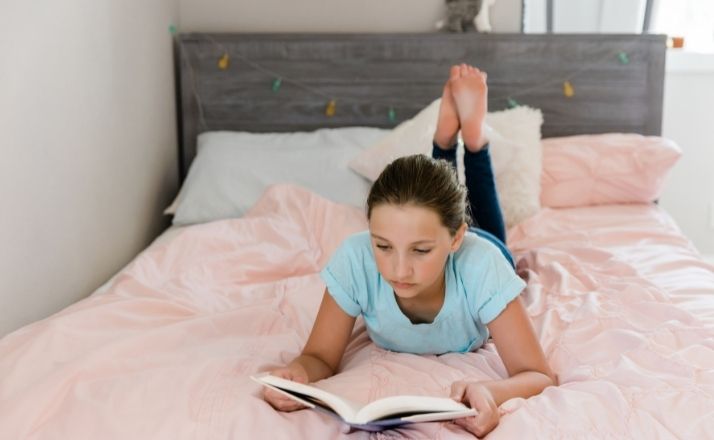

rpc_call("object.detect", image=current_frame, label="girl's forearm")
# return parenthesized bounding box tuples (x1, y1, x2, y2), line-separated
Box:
(480, 371, 555, 406)
(289, 354, 335, 383)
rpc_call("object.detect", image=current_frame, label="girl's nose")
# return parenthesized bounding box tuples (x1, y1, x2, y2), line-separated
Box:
(394, 255, 413, 279)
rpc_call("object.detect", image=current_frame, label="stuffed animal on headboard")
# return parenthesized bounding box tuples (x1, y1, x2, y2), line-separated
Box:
(436, 0, 496, 33)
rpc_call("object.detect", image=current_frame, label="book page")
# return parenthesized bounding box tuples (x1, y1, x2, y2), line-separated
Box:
(355, 395, 474, 425)
(251, 375, 363, 422)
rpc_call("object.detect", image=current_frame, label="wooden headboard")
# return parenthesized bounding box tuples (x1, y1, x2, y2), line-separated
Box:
(175, 33, 666, 180)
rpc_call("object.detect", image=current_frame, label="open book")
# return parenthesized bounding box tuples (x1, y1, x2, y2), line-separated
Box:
(251, 374, 477, 432)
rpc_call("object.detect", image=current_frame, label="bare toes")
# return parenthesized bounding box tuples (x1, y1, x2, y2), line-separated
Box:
(459, 64, 469, 77)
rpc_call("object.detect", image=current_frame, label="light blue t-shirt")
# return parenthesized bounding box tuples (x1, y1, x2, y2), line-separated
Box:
(319, 230, 526, 355)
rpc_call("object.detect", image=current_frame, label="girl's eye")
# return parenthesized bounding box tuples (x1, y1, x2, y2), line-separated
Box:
(375, 245, 430, 254)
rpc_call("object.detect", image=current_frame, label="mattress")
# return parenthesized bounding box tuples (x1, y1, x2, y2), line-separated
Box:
(0, 184, 712, 439)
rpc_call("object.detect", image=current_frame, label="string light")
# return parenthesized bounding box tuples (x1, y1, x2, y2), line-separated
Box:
(325, 99, 337, 117)
(490, 42, 639, 107)
(168, 24, 177, 35)
(388, 107, 397, 123)
(178, 35, 639, 126)
(563, 81, 575, 98)
(218, 53, 230, 70)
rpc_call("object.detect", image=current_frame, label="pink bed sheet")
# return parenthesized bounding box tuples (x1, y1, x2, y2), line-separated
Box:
(1, 184, 713, 439)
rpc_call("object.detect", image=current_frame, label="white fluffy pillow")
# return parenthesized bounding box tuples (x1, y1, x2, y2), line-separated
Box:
(484, 106, 544, 229)
(347, 99, 543, 229)
(170, 127, 388, 225)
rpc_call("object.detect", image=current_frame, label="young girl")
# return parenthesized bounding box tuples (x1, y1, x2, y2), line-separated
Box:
(263, 64, 555, 437)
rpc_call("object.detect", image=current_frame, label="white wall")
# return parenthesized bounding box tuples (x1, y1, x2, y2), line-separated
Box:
(659, 52, 714, 255)
(0, 0, 180, 337)
(178, 0, 522, 33)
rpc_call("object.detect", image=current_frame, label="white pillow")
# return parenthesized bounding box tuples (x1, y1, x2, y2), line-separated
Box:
(347, 99, 543, 229)
(483, 106, 544, 229)
(348, 99, 443, 181)
(170, 127, 389, 225)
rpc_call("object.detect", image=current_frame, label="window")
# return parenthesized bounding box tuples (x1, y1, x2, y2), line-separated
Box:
(651, 0, 714, 52)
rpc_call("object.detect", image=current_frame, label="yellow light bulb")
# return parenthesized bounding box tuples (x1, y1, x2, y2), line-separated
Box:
(218, 53, 230, 70)
(563, 81, 575, 98)
(325, 99, 337, 117)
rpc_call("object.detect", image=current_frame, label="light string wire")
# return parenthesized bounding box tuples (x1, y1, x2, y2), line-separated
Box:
(491, 40, 638, 102)
(177, 34, 638, 130)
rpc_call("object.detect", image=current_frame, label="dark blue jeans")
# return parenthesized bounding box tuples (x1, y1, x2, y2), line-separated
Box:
(432, 142, 514, 268)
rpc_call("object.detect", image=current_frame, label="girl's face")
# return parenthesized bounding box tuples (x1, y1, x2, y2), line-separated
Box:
(369, 203, 466, 300)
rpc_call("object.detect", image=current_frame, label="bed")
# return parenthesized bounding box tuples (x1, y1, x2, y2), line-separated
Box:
(1, 33, 713, 439)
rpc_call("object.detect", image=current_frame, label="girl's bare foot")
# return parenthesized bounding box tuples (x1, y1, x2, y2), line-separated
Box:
(433, 66, 461, 150)
(451, 64, 489, 152)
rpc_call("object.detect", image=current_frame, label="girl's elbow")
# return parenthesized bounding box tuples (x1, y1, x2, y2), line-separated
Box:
(544, 368, 558, 387)
(527, 365, 557, 388)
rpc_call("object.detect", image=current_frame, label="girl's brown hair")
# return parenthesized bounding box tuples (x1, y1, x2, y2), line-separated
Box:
(366, 154, 471, 236)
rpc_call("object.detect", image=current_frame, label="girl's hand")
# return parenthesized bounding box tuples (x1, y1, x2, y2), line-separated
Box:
(449, 381, 499, 437)
(262, 366, 309, 412)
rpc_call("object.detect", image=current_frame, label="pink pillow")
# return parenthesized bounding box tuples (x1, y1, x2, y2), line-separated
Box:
(540, 134, 682, 208)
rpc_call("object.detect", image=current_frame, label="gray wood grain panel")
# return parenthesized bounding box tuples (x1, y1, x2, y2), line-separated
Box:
(177, 33, 666, 180)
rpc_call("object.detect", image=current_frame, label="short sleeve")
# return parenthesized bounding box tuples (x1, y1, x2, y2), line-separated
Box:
(319, 239, 365, 318)
(472, 251, 526, 324)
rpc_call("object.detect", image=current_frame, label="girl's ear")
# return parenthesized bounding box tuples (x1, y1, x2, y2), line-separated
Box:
(450, 222, 468, 252)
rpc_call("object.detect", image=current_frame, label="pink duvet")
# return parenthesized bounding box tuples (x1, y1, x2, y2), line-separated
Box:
(1, 184, 713, 439)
